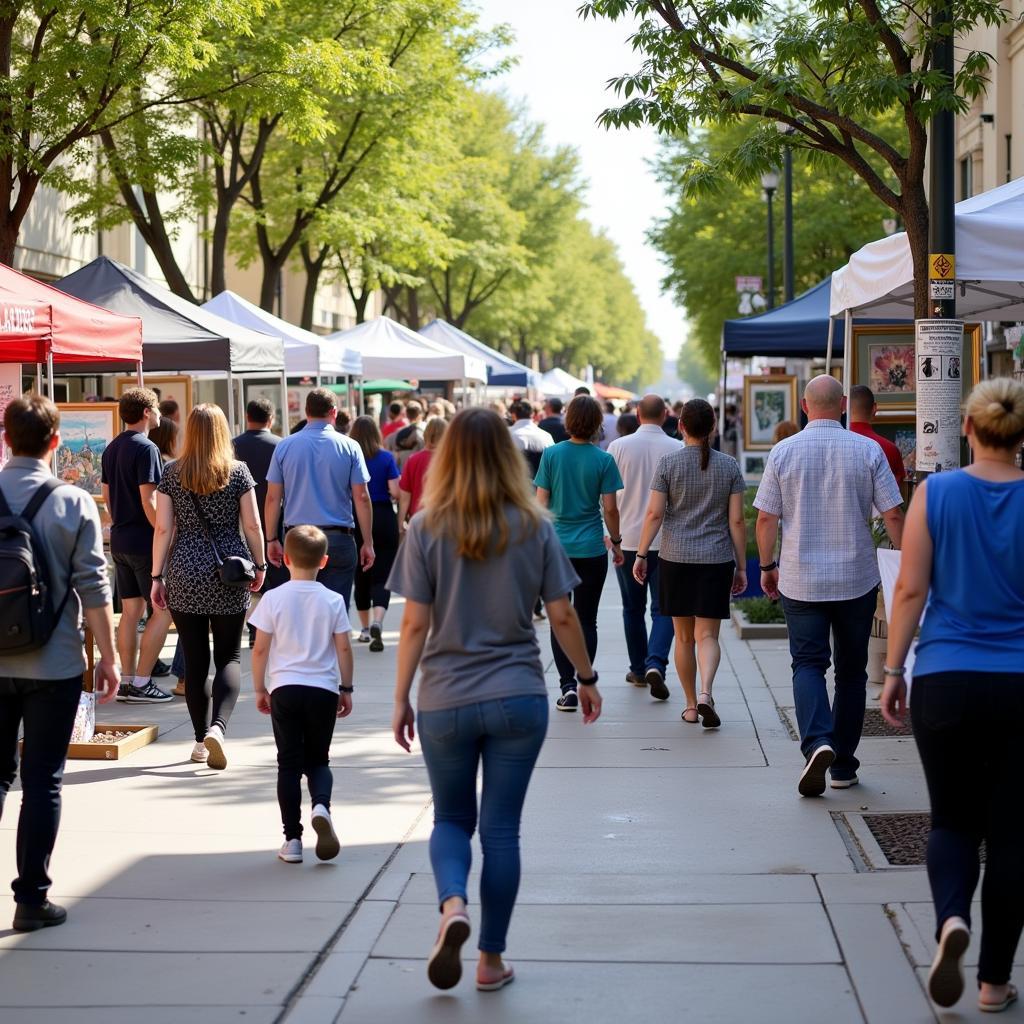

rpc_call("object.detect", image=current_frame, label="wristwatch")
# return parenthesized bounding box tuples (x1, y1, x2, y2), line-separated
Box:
(340, 685, 354, 693)
(759, 561, 778, 572)
(254, 563, 268, 572)
(609, 536, 622, 546)
(150, 574, 164, 581)
(577, 671, 600, 687)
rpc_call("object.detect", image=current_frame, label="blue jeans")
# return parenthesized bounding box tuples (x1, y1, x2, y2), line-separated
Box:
(171, 637, 186, 679)
(615, 550, 673, 676)
(781, 587, 878, 780)
(316, 531, 358, 609)
(418, 695, 548, 953)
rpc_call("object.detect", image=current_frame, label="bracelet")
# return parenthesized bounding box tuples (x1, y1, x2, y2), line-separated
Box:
(340, 685, 354, 693)
(577, 671, 600, 687)
(635, 553, 648, 560)
(254, 563, 267, 572)
(759, 561, 778, 572)
(883, 665, 906, 677)
(150, 574, 164, 581)
(609, 536, 622, 546)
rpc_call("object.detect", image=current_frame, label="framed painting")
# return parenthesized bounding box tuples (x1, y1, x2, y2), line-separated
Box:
(743, 375, 798, 451)
(870, 416, 918, 479)
(115, 375, 193, 422)
(54, 403, 118, 502)
(850, 324, 981, 412)
(742, 452, 767, 480)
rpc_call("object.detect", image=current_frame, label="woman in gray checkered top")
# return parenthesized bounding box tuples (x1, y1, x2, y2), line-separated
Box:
(633, 399, 747, 726)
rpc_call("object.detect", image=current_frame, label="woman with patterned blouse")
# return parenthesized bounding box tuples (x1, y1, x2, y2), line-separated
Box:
(633, 398, 747, 727)
(151, 405, 265, 769)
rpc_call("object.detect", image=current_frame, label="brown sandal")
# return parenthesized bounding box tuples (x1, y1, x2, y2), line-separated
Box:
(681, 707, 699, 724)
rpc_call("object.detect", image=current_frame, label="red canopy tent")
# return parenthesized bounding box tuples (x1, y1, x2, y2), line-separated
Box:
(0, 264, 142, 387)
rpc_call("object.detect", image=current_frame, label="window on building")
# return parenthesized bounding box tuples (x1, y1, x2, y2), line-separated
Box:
(959, 156, 973, 200)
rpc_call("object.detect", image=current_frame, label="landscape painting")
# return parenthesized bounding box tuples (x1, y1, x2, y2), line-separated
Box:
(54, 404, 118, 501)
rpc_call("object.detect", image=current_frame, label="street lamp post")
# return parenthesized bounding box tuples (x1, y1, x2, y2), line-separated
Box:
(782, 149, 794, 302)
(761, 170, 780, 309)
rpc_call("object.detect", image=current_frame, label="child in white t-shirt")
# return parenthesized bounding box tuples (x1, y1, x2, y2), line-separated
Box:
(249, 525, 354, 864)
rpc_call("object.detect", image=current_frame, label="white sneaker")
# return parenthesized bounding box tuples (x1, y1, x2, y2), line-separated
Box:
(357, 627, 371, 643)
(278, 839, 303, 864)
(204, 725, 227, 771)
(190, 742, 208, 763)
(311, 804, 340, 861)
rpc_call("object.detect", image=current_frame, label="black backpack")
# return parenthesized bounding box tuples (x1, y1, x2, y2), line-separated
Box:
(0, 478, 72, 653)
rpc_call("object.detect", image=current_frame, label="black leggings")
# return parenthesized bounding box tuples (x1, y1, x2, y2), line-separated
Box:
(171, 610, 246, 743)
(355, 500, 399, 612)
(270, 686, 337, 840)
(912, 670, 1024, 985)
(551, 554, 608, 692)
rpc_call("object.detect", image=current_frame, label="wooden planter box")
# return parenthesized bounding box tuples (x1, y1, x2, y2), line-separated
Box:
(68, 724, 159, 760)
(731, 607, 788, 640)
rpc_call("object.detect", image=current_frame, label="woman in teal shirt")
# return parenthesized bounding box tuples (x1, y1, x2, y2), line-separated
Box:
(534, 396, 624, 712)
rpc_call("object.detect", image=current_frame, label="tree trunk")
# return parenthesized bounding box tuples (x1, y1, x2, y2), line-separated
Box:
(900, 183, 932, 320)
(404, 287, 420, 330)
(209, 202, 233, 298)
(299, 242, 329, 331)
(259, 260, 285, 312)
(353, 290, 369, 324)
(0, 216, 18, 267)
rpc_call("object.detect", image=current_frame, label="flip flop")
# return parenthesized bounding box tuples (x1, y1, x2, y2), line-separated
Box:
(928, 918, 970, 1007)
(979, 983, 1019, 1013)
(477, 965, 515, 992)
(697, 692, 721, 729)
(426, 912, 471, 990)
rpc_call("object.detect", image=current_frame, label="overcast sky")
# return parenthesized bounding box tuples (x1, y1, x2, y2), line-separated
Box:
(473, 0, 686, 360)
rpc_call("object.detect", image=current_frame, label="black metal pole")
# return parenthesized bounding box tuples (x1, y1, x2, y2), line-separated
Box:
(929, 4, 955, 323)
(766, 188, 776, 310)
(783, 149, 794, 302)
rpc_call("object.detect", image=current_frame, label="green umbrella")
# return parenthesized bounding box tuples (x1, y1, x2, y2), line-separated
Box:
(328, 379, 413, 394)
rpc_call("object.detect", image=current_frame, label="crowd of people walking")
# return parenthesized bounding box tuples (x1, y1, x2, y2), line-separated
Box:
(2, 374, 1023, 1014)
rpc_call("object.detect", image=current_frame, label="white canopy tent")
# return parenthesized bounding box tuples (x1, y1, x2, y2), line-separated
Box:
(203, 291, 363, 378)
(540, 367, 591, 397)
(327, 317, 487, 392)
(826, 177, 1024, 393)
(831, 177, 1024, 322)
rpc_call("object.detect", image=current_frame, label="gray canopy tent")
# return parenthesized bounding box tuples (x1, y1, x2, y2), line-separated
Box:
(57, 257, 285, 430)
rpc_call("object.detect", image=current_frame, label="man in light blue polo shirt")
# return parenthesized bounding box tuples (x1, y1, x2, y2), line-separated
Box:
(264, 388, 374, 607)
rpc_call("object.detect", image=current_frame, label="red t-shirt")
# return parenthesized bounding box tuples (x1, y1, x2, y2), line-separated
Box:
(400, 449, 434, 517)
(850, 421, 907, 484)
(381, 417, 408, 439)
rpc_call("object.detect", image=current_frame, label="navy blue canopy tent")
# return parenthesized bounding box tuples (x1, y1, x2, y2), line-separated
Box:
(723, 279, 844, 357)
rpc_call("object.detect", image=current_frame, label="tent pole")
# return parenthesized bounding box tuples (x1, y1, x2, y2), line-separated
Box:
(136, 363, 144, 386)
(359, 379, 365, 415)
(279, 368, 288, 437)
(46, 352, 55, 400)
(226, 371, 236, 434)
(718, 332, 726, 440)
(35, 363, 42, 395)
(825, 318, 835, 375)
(842, 309, 852, 429)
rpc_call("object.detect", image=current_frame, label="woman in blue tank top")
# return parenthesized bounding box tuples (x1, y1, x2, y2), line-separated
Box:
(882, 378, 1024, 1014)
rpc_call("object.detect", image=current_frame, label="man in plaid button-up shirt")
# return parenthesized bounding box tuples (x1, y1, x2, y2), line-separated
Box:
(754, 376, 904, 798)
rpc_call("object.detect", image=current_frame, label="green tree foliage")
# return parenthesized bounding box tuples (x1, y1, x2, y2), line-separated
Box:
(581, 0, 1009, 316)
(676, 340, 718, 397)
(653, 120, 896, 367)
(0, 0, 261, 266)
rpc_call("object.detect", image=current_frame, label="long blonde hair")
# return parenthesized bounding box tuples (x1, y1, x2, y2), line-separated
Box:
(423, 408, 542, 560)
(177, 403, 234, 494)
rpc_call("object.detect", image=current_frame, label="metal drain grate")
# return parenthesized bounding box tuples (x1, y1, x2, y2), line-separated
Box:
(861, 707, 912, 737)
(779, 706, 912, 739)
(860, 812, 986, 868)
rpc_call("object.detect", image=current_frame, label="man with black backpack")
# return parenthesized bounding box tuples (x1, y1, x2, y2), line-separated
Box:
(0, 395, 119, 932)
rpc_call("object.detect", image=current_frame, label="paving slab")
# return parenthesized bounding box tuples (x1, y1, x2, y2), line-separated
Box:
(374, 902, 842, 963)
(0, 951, 312, 1007)
(337, 960, 864, 1024)
(0, 1010, 278, 1024)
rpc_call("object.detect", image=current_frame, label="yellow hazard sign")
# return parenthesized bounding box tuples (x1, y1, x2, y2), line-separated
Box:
(929, 253, 955, 280)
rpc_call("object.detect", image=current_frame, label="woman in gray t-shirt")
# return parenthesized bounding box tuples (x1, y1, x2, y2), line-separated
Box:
(387, 408, 602, 993)
(633, 399, 747, 727)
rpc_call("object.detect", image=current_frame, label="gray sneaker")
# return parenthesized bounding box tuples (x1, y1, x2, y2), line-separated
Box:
(118, 681, 173, 704)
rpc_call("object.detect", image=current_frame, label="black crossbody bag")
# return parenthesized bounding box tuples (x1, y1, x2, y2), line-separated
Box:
(188, 492, 256, 589)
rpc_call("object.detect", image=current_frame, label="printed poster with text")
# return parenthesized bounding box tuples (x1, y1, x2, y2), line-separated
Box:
(915, 319, 963, 472)
(0, 364, 21, 468)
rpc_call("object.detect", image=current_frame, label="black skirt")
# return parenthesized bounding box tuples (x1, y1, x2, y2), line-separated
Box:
(658, 559, 735, 619)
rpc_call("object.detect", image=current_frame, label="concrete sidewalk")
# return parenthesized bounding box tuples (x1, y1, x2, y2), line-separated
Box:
(0, 585, 1012, 1022)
